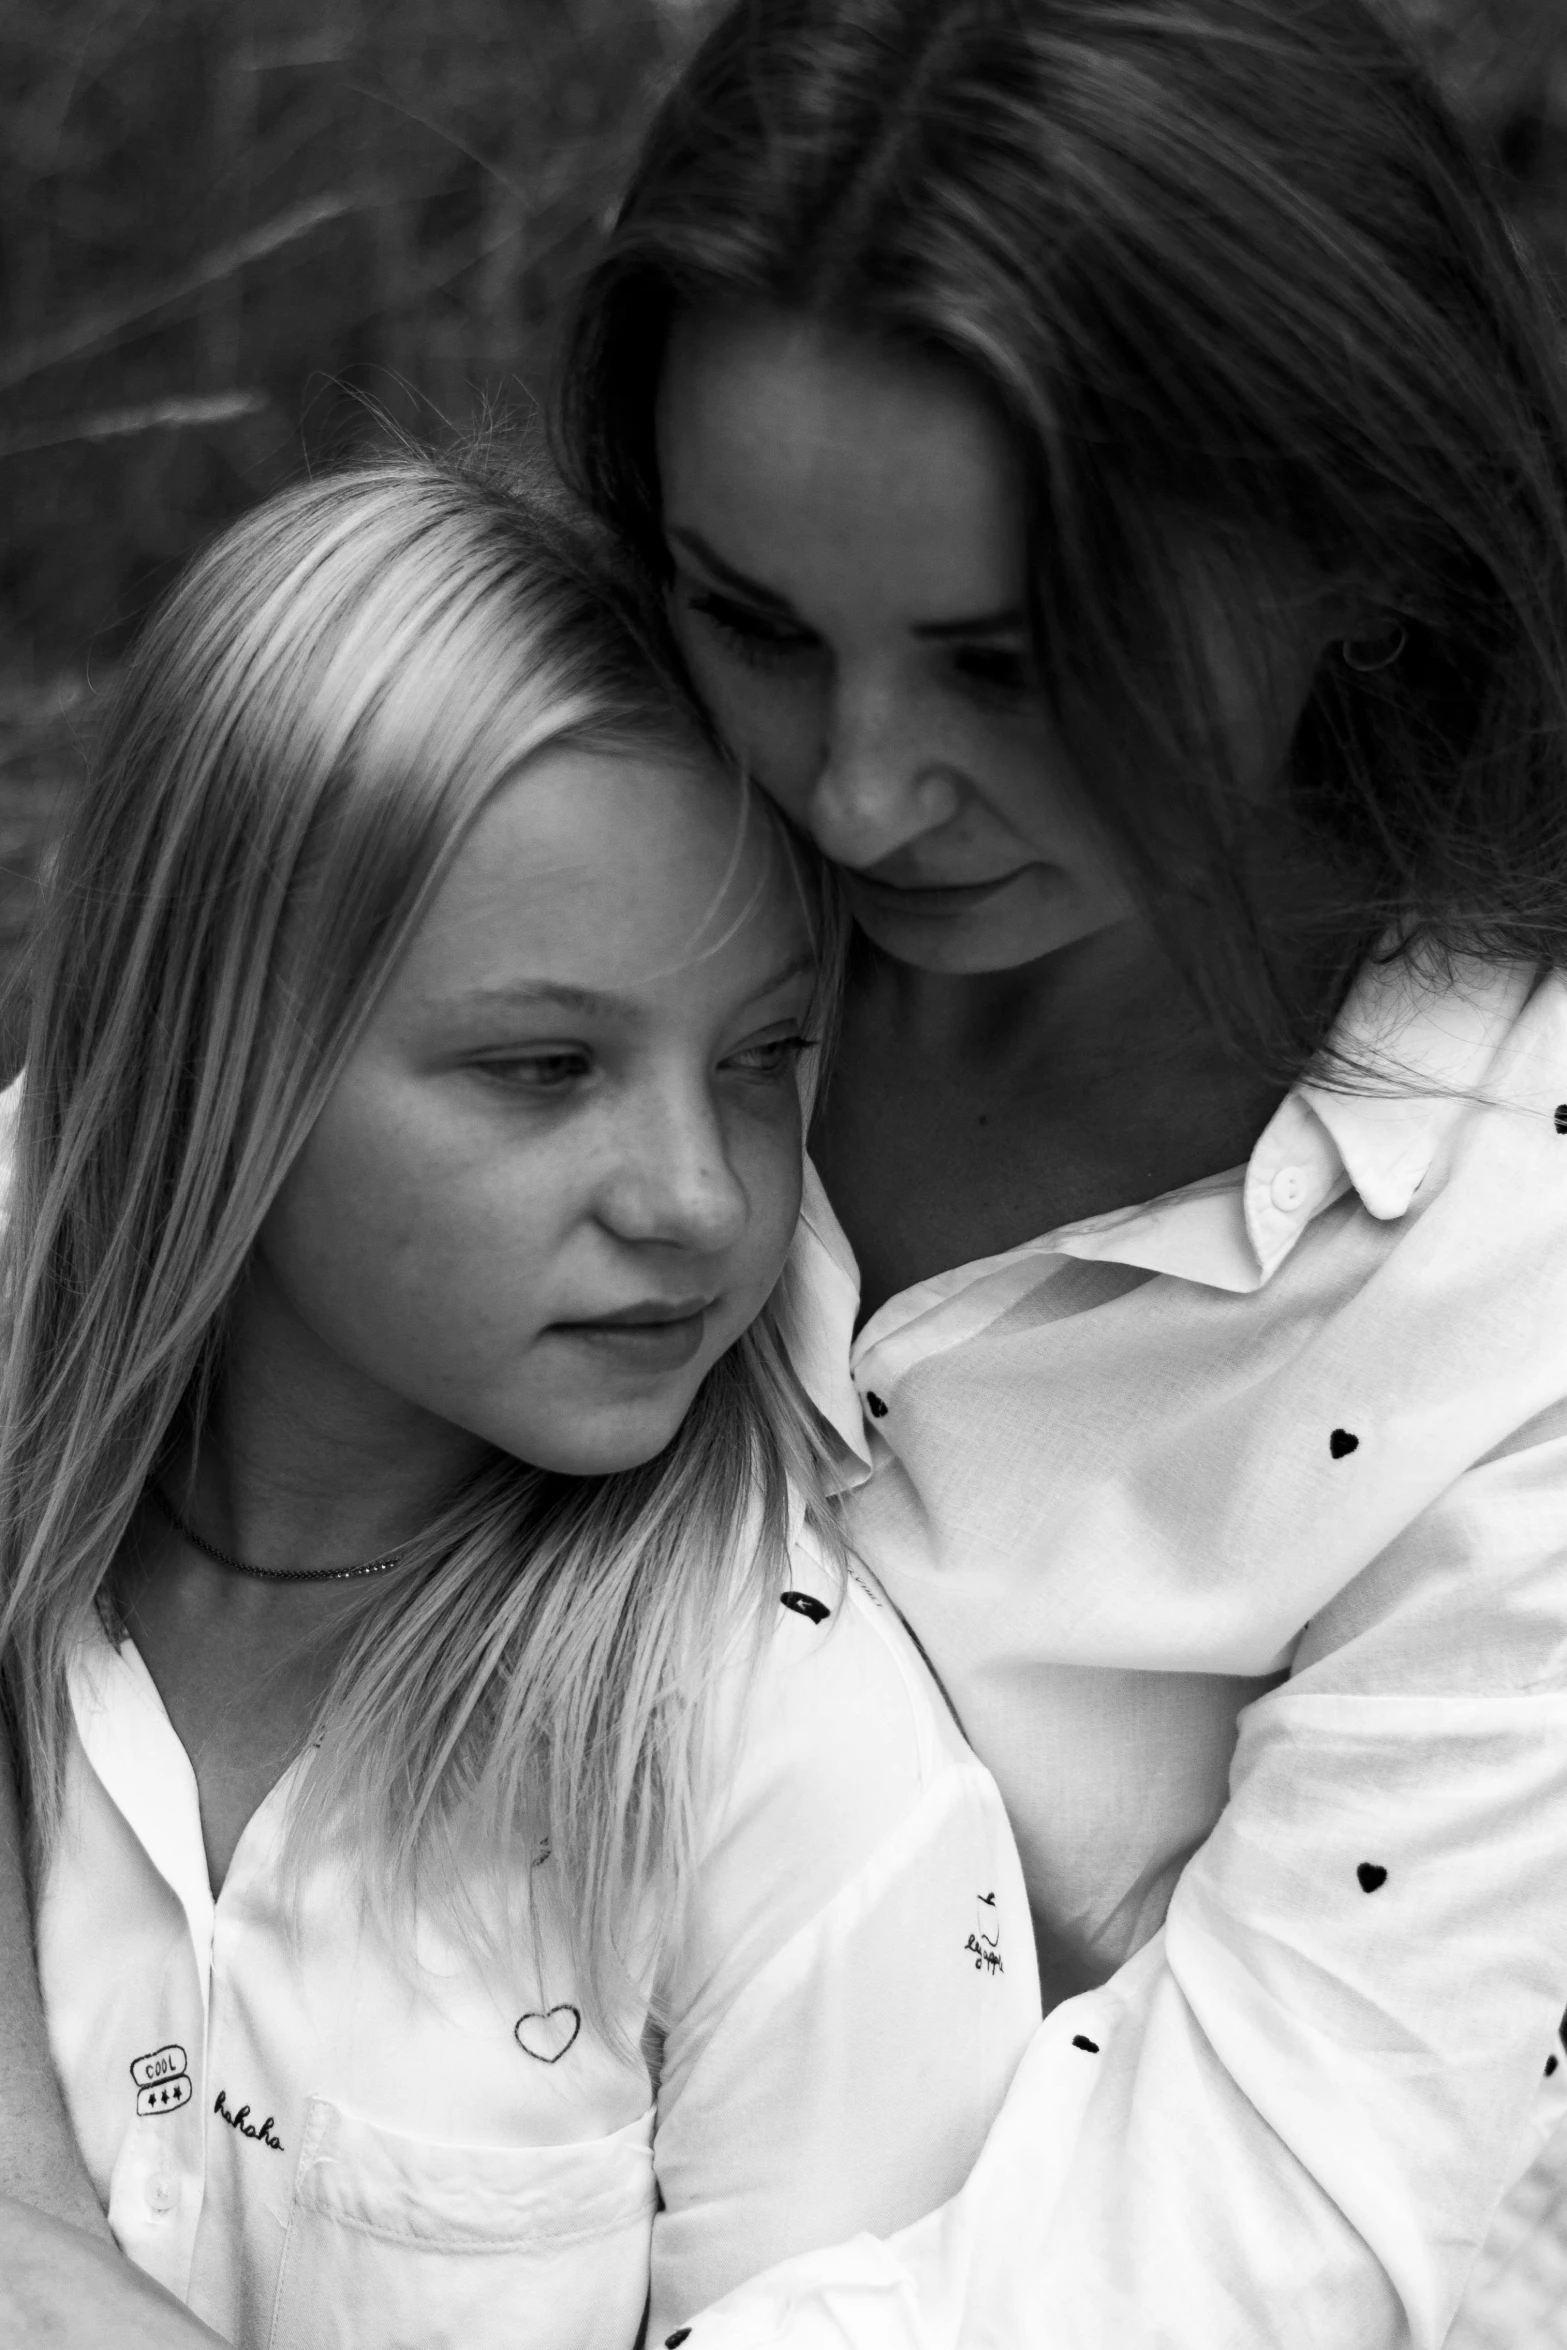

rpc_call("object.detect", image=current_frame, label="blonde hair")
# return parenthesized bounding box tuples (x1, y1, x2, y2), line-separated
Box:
(0, 450, 842, 2031)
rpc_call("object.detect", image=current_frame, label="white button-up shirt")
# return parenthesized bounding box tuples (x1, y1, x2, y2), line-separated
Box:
(37, 1543, 1038, 2350)
(699, 951, 1567, 2349)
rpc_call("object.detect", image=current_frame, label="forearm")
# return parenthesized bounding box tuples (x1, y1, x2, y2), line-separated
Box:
(0, 2200, 227, 2349)
(681, 1685, 1567, 2349)
(0, 1739, 108, 2236)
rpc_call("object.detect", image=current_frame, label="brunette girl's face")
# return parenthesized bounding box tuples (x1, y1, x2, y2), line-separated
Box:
(252, 743, 815, 1478)
(657, 309, 1334, 976)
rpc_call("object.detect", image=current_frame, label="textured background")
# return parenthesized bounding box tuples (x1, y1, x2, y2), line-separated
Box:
(0, 0, 704, 1061)
(1, 0, 1564, 966)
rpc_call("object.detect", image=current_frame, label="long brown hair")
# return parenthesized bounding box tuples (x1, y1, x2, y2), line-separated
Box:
(561, 0, 1567, 1075)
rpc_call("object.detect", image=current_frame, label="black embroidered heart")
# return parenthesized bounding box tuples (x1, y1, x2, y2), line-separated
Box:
(1555, 1105, 1567, 1135)
(780, 1590, 830, 1625)
(1330, 1428, 1359, 1459)
(1548, 2055, 1559, 2078)
(1356, 1862, 1387, 1894)
(866, 1392, 889, 1419)
(1072, 2035, 1100, 2054)
(666, 2334, 692, 2348)
(514, 2004, 581, 2063)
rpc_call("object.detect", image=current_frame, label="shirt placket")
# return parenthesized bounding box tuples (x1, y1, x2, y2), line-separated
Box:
(73, 1642, 216, 2298)
(103, 1800, 213, 2294)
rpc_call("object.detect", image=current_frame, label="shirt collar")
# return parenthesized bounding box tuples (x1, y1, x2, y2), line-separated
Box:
(1246, 950, 1538, 1278)
(1054, 950, 1538, 1293)
(779, 951, 1542, 1456)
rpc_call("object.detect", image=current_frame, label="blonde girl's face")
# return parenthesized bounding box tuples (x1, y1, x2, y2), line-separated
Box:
(253, 743, 818, 1478)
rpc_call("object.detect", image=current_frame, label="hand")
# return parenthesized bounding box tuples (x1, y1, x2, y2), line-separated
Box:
(0, 2198, 228, 2348)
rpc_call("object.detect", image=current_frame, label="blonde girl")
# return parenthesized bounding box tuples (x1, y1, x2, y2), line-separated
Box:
(0, 452, 1036, 2350)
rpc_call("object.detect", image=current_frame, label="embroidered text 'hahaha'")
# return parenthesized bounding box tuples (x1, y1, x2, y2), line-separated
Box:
(214, 2088, 284, 2152)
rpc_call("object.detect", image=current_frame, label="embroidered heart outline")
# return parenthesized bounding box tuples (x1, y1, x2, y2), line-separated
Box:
(514, 2004, 581, 2064)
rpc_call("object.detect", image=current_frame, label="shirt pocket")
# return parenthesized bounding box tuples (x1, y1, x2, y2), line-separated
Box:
(265, 2097, 656, 2350)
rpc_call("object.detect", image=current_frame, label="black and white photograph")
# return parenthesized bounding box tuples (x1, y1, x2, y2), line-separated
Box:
(4, 4, 1567, 2346)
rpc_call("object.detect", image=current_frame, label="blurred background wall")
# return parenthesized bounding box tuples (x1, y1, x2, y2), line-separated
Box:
(4, 0, 1565, 682)
(0, 0, 709, 678)
(0, 0, 702, 1019)
(0, 0, 1564, 1035)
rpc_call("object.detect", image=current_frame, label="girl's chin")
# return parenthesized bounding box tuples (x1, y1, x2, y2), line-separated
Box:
(505, 1380, 713, 1479)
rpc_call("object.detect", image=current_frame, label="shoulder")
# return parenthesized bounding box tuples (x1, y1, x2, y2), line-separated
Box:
(1398, 966, 1567, 1296)
(1438, 965, 1567, 1184)
(1319, 961, 1567, 1299)
(725, 1524, 978, 1824)
(1471, 966, 1567, 1125)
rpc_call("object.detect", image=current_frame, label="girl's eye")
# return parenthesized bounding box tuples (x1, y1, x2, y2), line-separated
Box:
(950, 643, 1034, 698)
(477, 1049, 592, 1094)
(686, 590, 819, 665)
(725, 1033, 815, 1078)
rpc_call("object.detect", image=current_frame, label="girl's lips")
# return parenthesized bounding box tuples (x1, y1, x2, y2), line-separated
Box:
(844, 869, 1028, 915)
(569, 1295, 714, 1325)
(549, 1310, 709, 1371)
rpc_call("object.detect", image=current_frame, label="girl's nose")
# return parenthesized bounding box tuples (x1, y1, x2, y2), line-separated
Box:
(601, 1087, 748, 1257)
(807, 683, 964, 868)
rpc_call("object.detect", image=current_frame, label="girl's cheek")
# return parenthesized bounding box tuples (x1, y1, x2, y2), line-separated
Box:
(730, 1104, 807, 1281)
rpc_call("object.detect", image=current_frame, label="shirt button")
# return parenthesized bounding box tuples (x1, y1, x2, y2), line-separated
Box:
(145, 2172, 177, 2216)
(1269, 1165, 1308, 1212)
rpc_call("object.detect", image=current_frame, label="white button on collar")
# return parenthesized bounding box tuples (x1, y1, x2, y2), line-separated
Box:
(1269, 1165, 1309, 1213)
(145, 2171, 177, 2215)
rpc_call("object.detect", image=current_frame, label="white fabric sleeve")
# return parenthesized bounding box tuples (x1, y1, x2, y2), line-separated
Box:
(645, 1562, 1040, 2344)
(671, 1443, 1567, 2350)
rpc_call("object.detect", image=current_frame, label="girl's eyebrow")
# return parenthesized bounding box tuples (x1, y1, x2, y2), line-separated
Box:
(446, 952, 816, 1021)
(741, 947, 818, 1003)
(446, 979, 631, 1019)
(913, 609, 1027, 641)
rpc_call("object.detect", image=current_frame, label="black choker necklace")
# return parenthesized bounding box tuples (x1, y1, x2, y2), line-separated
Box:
(151, 1485, 411, 1584)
